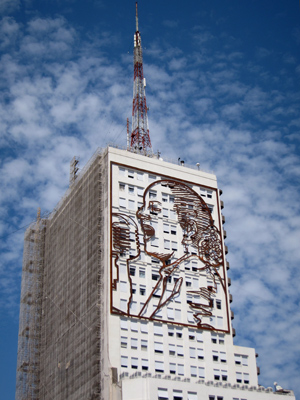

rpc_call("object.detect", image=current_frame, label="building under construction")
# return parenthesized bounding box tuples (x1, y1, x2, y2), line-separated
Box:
(16, 3, 295, 400)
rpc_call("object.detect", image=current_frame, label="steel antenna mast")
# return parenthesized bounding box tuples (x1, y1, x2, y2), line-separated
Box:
(130, 2, 152, 155)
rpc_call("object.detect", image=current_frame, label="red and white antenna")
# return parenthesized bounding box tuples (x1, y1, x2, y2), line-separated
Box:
(129, 2, 152, 155)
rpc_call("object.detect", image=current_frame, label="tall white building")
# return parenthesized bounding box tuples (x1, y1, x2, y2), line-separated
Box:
(16, 146, 296, 400)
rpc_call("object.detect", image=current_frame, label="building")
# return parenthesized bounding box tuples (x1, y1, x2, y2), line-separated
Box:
(16, 4, 295, 400)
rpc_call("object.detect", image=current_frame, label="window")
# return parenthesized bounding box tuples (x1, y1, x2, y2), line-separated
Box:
(131, 320, 138, 332)
(164, 239, 170, 250)
(176, 328, 182, 338)
(212, 350, 219, 362)
(121, 336, 127, 348)
(132, 283, 136, 294)
(188, 329, 195, 340)
(131, 338, 138, 349)
(130, 301, 137, 313)
(163, 223, 169, 233)
(168, 326, 174, 337)
(169, 196, 174, 203)
(141, 358, 148, 370)
(139, 268, 145, 278)
(207, 190, 212, 198)
(119, 183, 125, 191)
(190, 366, 197, 377)
(187, 393, 197, 400)
(129, 266, 135, 276)
(162, 194, 168, 202)
(163, 208, 168, 218)
(120, 299, 127, 311)
(140, 321, 147, 333)
(155, 360, 164, 373)
(242, 355, 248, 366)
(221, 370, 228, 381)
(149, 191, 157, 199)
(137, 172, 143, 181)
(128, 186, 134, 194)
(152, 273, 159, 281)
(141, 339, 147, 350)
(209, 396, 215, 400)
(119, 167, 125, 175)
(120, 281, 127, 292)
(121, 356, 128, 368)
(149, 174, 156, 182)
(234, 354, 241, 365)
(171, 241, 178, 251)
(188, 311, 194, 323)
(169, 363, 176, 374)
(197, 348, 204, 360)
(167, 308, 174, 319)
(131, 357, 138, 369)
(170, 210, 176, 219)
(217, 316, 223, 327)
(173, 389, 183, 400)
(154, 323, 163, 336)
(186, 279, 192, 287)
(198, 367, 205, 379)
(189, 347, 196, 358)
(158, 388, 168, 400)
(154, 342, 163, 354)
(236, 372, 242, 383)
(169, 344, 176, 356)
(128, 170, 134, 179)
(120, 318, 127, 330)
(140, 285, 146, 296)
(119, 197, 126, 208)
(196, 331, 203, 342)
(216, 300, 222, 309)
(220, 352, 227, 363)
(128, 199, 135, 210)
(214, 369, 220, 380)
(137, 187, 143, 197)
(244, 373, 249, 384)
(177, 345, 184, 357)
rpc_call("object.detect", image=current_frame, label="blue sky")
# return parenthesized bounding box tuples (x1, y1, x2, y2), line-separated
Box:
(0, 0, 299, 398)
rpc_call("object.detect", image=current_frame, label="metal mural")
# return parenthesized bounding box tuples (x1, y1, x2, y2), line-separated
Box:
(111, 178, 228, 332)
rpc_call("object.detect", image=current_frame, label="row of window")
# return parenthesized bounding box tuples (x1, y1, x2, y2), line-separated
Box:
(236, 372, 250, 384)
(120, 319, 228, 345)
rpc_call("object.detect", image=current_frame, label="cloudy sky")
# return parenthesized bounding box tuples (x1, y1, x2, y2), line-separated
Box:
(0, 0, 299, 398)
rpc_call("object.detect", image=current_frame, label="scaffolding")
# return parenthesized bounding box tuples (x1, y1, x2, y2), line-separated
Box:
(16, 150, 105, 399)
(16, 211, 47, 400)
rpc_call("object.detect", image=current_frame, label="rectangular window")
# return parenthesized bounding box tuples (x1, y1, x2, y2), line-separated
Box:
(242, 355, 248, 366)
(167, 308, 174, 319)
(140, 321, 147, 333)
(137, 172, 143, 181)
(137, 187, 143, 197)
(198, 366, 205, 379)
(131, 320, 138, 332)
(140, 285, 146, 296)
(139, 268, 145, 278)
(186, 279, 192, 287)
(244, 373, 250, 384)
(170, 210, 176, 219)
(216, 300, 222, 309)
(131, 357, 138, 369)
(220, 352, 226, 363)
(128, 199, 135, 210)
(129, 266, 135, 276)
(128, 186, 134, 194)
(162, 193, 168, 202)
(119, 183, 125, 191)
(154, 342, 164, 353)
(128, 170, 134, 179)
(130, 301, 137, 313)
(217, 316, 223, 327)
(213, 369, 220, 380)
(141, 339, 147, 350)
(163, 208, 168, 218)
(176, 328, 183, 338)
(234, 354, 241, 365)
(154, 323, 163, 336)
(155, 360, 164, 373)
(119, 197, 126, 208)
(197, 348, 204, 360)
(177, 345, 184, 357)
(121, 336, 127, 348)
(158, 388, 168, 400)
(236, 372, 242, 383)
(169, 363, 176, 374)
(131, 338, 138, 349)
(120, 318, 127, 330)
(169, 343, 176, 356)
(189, 347, 196, 358)
(168, 326, 174, 337)
(149, 190, 157, 199)
(170, 225, 177, 235)
(164, 239, 170, 250)
(141, 359, 148, 370)
(171, 241, 178, 250)
(149, 174, 156, 182)
(120, 281, 127, 292)
(121, 356, 128, 368)
(221, 370, 228, 381)
(120, 299, 127, 311)
(119, 167, 125, 175)
(197, 331, 203, 342)
(188, 329, 195, 340)
(187, 393, 197, 400)
(212, 350, 219, 362)
(173, 389, 183, 400)
(188, 311, 194, 322)
(190, 366, 197, 377)
(175, 309, 181, 320)
(169, 196, 174, 203)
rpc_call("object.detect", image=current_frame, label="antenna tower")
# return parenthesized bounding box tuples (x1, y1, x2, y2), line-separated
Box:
(129, 2, 152, 155)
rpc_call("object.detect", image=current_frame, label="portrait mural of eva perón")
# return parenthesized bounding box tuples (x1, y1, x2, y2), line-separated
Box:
(111, 177, 228, 332)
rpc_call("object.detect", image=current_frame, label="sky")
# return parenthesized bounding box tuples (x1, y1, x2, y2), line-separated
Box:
(0, 0, 299, 398)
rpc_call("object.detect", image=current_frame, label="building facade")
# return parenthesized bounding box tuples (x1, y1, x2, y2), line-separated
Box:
(16, 146, 295, 400)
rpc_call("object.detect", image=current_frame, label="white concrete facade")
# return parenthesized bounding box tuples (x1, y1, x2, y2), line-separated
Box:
(100, 146, 294, 400)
